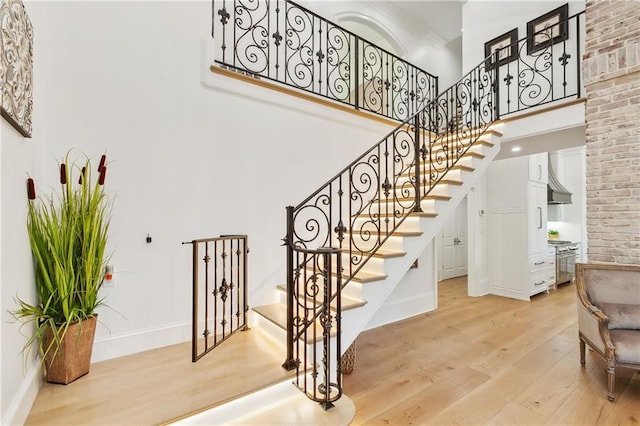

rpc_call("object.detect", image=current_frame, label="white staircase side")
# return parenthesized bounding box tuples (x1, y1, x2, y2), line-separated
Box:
(254, 128, 502, 353)
(338, 130, 502, 350)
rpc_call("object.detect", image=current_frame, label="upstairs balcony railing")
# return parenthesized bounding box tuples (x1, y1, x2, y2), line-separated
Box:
(495, 11, 585, 117)
(211, 0, 439, 122)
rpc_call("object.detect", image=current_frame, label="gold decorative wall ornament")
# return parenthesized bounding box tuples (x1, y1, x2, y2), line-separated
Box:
(1, 0, 33, 137)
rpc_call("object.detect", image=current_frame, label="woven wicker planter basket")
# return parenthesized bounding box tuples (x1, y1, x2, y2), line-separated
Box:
(341, 340, 357, 374)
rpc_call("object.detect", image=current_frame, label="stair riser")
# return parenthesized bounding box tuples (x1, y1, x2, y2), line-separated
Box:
(341, 254, 385, 274)
(364, 198, 446, 215)
(349, 215, 421, 232)
(389, 178, 453, 196)
(254, 313, 335, 356)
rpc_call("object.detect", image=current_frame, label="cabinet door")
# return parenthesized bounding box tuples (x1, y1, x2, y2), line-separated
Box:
(528, 153, 548, 184)
(528, 182, 548, 252)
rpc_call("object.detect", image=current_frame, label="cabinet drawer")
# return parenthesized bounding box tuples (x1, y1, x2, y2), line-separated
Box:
(530, 270, 553, 290)
(529, 255, 553, 271)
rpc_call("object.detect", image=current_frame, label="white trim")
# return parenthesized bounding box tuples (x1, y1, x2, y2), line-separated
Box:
(199, 39, 393, 135)
(92, 321, 191, 362)
(467, 185, 483, 297)
(2, 360, 40, 426)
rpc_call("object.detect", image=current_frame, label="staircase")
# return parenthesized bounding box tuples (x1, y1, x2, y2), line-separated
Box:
(252, 128, 502, 351)
(176, 2, 586, 422)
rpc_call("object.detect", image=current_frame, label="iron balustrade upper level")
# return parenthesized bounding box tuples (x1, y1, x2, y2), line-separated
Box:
(495, 11, 585, 118)
(212, 0, 439, 122)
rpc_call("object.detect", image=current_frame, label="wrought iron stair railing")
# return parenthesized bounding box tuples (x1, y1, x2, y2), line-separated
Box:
(281, 55, 497, 408)
(279, 11, 585, 409)
(208, 2, 585, 408)
(211, 0, 438, 122)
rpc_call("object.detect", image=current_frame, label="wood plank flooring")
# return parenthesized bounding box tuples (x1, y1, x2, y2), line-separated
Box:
(24, 277, 639, 425)
(25, 328, 294, 425)
(343, 277, 640, 425)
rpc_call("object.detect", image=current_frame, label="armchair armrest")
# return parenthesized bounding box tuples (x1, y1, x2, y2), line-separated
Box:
(576, 274, 616, 357)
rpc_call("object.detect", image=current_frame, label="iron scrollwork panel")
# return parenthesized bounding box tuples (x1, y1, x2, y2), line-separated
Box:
(360, 40, 385, 117)
(290, 248, 342, 408)
(325, 24, 353, 104)
(496, 13, 583, 117)
(233, 0, 271, 76)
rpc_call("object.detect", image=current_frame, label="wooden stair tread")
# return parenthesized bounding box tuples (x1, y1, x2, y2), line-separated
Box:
(424, 194, 452, 201)
(253, 303, 338, 342)
(388, 194, 450, 203)
(464, 151, 485, 159)
(276, 284, 366, 311)
(440, 178, 464, 186)
(345, 229, 423, 237)
(451, 164, 475, 172)
(345, 248, 407, 259)
(347, 269, 387, 283)
(299, 265, 387, 284)
(368, 211, 438, 218)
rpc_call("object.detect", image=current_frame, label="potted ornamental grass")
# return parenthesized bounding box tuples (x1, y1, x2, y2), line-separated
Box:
(12, 152, 112, 384)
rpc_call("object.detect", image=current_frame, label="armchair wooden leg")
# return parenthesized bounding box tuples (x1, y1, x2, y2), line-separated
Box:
(579, 339, 586, 365)
(607, 360, 616, 402)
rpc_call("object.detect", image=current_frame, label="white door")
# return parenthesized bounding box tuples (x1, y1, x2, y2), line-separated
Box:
(440, 197, 468, 280)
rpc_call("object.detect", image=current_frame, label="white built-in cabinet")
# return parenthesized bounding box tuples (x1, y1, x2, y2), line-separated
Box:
(528, 182, 548, 252)
(486, 153, 556, 301)
(528, 154, 548, 183)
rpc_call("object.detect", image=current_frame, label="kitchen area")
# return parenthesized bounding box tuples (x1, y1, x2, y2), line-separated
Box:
(484, 145, 587, 301)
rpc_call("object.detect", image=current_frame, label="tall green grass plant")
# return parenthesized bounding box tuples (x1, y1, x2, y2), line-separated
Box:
(13, 152, 111, 361)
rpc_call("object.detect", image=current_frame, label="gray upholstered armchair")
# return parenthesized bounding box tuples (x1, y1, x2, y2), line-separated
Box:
(575, 262, 640, 401)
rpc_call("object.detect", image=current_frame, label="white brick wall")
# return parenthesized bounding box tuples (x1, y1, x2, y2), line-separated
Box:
(583, 0, 640, 264)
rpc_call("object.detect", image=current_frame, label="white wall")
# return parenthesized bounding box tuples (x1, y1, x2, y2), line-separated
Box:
(1, 1, 397, 422)
(462, 0, 586, 72)
(1, 121, 40, 424)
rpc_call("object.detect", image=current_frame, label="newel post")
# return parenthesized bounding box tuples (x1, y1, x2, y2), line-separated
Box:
(282, 205, 297, 370)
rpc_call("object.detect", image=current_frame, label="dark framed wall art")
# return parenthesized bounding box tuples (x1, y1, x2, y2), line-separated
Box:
(526, 3, 569, 55)
(1, 0, 33, 138)
(484, 28, 518, 70)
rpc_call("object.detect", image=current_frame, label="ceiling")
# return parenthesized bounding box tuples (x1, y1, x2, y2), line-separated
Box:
(495, 126, 587, 161)
(308, 0, 464, 48)
(360, 1, 464, 44)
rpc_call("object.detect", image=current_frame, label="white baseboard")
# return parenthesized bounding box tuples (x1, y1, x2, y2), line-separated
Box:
(2, 360, 40, 426)
(363, 292, 436, 330)
(92, 321, 191, 362)
(488, 287, 530, 302)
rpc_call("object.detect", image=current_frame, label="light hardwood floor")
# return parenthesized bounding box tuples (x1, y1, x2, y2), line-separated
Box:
(343, 277, 640, 425)
(25, 277, 639, 425)
(25, 328, 295, 425)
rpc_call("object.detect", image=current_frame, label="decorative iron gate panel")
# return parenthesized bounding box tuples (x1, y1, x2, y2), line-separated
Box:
(184, 235, 249, 362)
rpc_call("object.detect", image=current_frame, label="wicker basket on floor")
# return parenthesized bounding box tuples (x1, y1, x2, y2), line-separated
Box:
(341, 340, 357, 374)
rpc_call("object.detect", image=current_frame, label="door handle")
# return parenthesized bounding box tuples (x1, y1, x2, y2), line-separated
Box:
(538, 207, 542, 229)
